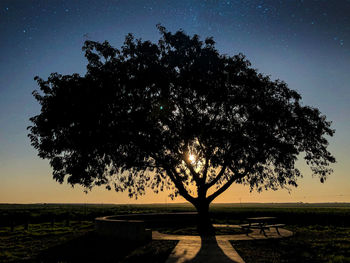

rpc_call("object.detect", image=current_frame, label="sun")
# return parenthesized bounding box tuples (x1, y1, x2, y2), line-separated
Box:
(189, 154, 196, 164)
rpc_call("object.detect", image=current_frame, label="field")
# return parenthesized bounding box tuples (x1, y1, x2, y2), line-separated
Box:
(1, 203, 350, 262)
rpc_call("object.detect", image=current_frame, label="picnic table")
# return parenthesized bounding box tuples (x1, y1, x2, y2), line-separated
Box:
(240, 217, 285, 235)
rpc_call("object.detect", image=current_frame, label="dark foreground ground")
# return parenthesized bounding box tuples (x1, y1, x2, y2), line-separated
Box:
(1, 203, 350, 262)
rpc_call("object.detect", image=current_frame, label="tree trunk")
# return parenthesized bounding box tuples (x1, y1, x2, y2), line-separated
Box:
(195, 199, 215, 236)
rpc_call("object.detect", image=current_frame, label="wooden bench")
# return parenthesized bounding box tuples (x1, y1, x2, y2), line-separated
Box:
(265, 224, 285, 235)
(240, 223, 270, 235)
(240, 217, 285, 236)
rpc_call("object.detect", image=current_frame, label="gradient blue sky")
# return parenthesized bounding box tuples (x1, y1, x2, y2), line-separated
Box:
(1, 0, 349, 204)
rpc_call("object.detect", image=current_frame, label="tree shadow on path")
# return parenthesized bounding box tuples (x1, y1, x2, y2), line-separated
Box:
(167, 235, 243, 263)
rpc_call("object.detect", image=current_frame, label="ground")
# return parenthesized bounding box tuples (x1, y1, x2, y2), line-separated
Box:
(232, 225, 350, 263)
(1, 203, 350, 262)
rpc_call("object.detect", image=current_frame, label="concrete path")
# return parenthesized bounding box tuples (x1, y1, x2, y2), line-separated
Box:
(153, 225, 293, 263)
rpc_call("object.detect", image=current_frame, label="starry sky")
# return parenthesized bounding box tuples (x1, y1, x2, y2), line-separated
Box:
(1, 0, 350, 204)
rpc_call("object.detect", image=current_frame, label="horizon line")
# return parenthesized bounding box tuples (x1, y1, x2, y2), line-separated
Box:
(1, 201, 350, 205)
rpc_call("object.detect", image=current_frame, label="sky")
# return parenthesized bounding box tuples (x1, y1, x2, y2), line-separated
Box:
(0, 0, 350, 204)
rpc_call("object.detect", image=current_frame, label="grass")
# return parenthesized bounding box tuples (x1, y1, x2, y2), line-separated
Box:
(231, 225, 350, 263)
(120, 240, 178, 263)
(33, 233, 177, 263)
(0, 220, 177, 263)
(0, 221, 94, 262)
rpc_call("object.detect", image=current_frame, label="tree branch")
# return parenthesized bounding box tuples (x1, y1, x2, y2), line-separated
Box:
(206, 164, 227, 189)
(207, 170, 248, 203)
(198, 141, 210, 185)
(202, 156, 209, 185)
(149, 154, 196, 204)
(182, 157, 201, 184)
(164, 164, 196, 204)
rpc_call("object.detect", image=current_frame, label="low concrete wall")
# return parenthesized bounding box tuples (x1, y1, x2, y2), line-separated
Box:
(108, 212, 198, 228)
(95, 212, 198, 242)
(95, 216, 152, 242)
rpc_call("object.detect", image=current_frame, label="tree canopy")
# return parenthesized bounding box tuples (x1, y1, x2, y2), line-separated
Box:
(29, 25, 335, 213)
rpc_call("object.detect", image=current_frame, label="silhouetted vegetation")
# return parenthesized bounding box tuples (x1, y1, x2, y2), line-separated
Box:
(29, 25, 335, 233)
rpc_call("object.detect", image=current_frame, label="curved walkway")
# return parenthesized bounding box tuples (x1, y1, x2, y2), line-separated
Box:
(153, 225, 293, 263)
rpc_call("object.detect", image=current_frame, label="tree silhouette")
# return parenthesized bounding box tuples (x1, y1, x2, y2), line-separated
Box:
(29, 25, 335, 233)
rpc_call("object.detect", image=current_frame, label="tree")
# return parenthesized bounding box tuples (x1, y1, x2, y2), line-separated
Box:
(29, 25, 335, 234)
